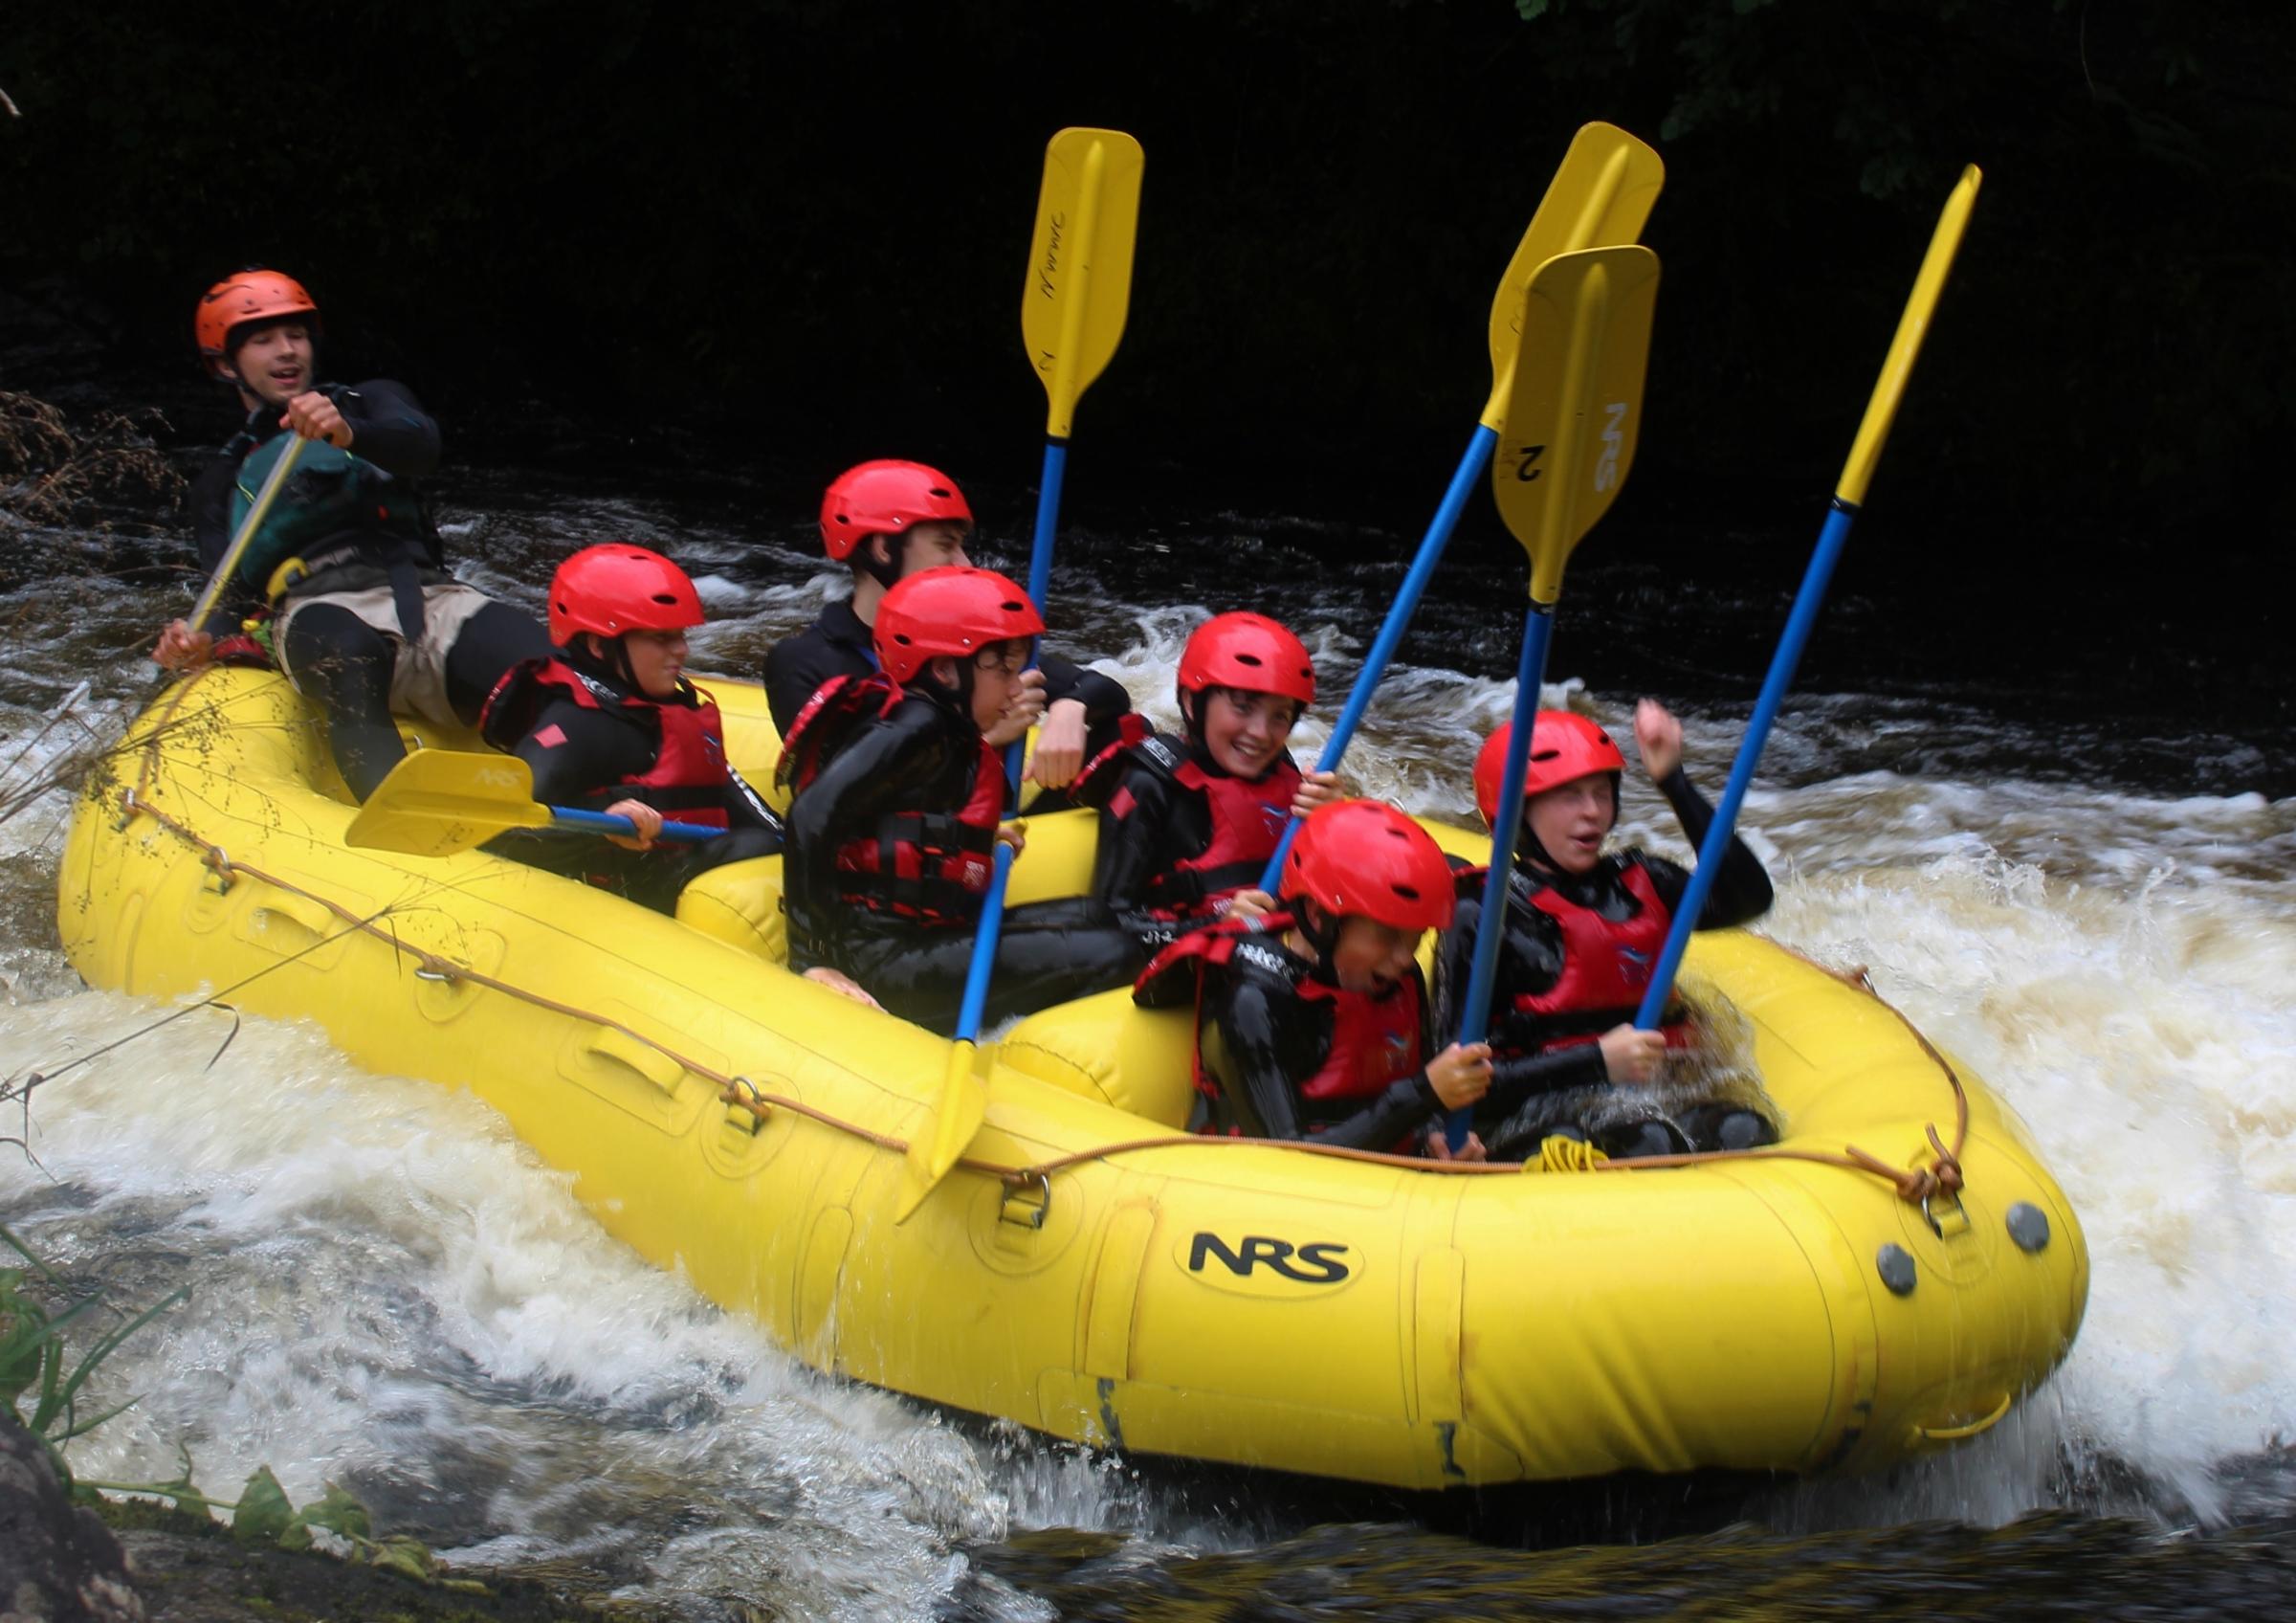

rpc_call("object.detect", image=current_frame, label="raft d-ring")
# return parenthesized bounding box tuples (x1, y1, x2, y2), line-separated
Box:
(412, 963, 460, 984)
(1922, 1189, 1971, 1240)
(113, 787, 141, 832)
(203, 848, 235, 896)
(1911, 1390, 2012, 1445)
(999, 1170, 1052, 1231)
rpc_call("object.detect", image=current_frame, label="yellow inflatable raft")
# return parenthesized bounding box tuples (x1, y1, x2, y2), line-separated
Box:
(58, 667, 2086, 1489)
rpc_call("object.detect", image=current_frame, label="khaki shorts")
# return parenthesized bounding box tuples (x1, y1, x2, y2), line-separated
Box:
(276, 581, 497, 731)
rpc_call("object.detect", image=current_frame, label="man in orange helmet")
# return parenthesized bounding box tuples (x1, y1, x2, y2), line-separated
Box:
(154, 269, 548, 799)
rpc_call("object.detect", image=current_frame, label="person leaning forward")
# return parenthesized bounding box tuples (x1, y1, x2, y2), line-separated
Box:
(153, 268, 548, 799)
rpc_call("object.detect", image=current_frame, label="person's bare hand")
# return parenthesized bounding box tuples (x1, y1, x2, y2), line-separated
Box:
(604, 797, 663, 851)
(982, 668, 1048, 748)
(1291, 768, 1343, 818)
(152, 619, 213, 672)
(1426, 1041, 1493, 1110)
(802, 966, 882, 1010)
(281, 390, 352, 447)
(1025, 697, 1089, 789)
(1633, 699, 1682, 782)
(1598, 1022, 1666, 1085)
(1424, 1129, 1488, 1163)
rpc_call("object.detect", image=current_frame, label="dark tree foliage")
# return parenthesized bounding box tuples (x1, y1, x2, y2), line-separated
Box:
(1, 0, 2285, 556)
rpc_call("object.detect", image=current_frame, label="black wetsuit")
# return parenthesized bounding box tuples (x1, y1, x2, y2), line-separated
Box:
(1431, 768, 1775, 1154)
(1135, 929, 1446, 1151)
(479, 650, 783, 915)
(189, 383, 547, 798)
(782, 679, 1142, 1034)
(763, 596, 1133, 812)
(1089, 737, 1300, 954)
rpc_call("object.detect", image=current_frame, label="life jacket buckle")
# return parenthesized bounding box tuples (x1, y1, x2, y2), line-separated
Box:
(999, 1169, 1051, 1231)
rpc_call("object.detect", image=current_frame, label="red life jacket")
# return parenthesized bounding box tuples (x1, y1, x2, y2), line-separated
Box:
(1082, 732, 1300, 919)
(479, 657, 732, 830)
(1135, 914, 1425, 1137)
(1507, 859, 1693, 1050)
(778, 672, 1005, 926)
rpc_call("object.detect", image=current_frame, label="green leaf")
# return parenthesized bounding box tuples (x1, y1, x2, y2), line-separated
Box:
(368, 1536, 435, 1583)
(293, 1481, 372, 1542)
(277, 1520, 315, 1552)
(232, 1465, 294, 1542)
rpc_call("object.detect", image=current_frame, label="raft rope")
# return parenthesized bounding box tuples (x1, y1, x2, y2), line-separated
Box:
(107, 669, 1969, 1215)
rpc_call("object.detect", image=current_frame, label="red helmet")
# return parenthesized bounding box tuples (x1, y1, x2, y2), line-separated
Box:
(1280, 800, 1455, 932)
(872, 566, 1043, 686)
(819, 459, 973, 561)
(195, 270, 320, 374)
(546, 545, 704, 644)
(1473, 711, 1627, 823)
(1178, 611, 1315, 706)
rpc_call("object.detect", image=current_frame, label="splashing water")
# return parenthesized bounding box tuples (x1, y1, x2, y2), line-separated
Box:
(4, 473, 2294, 1618)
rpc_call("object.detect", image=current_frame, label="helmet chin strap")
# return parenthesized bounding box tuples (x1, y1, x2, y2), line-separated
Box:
(1289, 899, 1343, 981)
(856, 532, 907, 592)
(569, 633, 640, 694)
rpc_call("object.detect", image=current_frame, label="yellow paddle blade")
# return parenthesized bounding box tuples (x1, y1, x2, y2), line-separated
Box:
(1491, 244, 1662, 604)
(896, 1040, 989, 1221)
(1022, 126, 1144, 438)
(1837, 165, 1983, 506)
(343, 749, 552, 858)
(1480, 122, 1665, 431)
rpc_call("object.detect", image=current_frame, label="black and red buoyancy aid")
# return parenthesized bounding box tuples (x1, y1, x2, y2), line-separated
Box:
(1506, 859, 1693, 1050)
(1087, 732, 1301, 918)
(1136, 914, 1426, 1134)
(778, 673, 1005, 925)
(481, 657, 733, 830)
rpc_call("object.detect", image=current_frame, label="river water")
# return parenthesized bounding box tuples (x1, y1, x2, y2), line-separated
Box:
(4, 447, 2294, 1619)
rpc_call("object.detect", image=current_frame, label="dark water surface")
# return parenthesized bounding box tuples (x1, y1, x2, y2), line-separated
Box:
(5, 421, 2295, 1619)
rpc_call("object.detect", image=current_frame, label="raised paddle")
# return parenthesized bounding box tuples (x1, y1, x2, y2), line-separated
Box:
(182, 432, 309, 647)
(1633, 166, 1984, 1032)
(1256, 122, 1664, 892)
(344, 748, 723, 858)
(1449, 243, 1663, 1149)
(898, 127, 1143, 1221)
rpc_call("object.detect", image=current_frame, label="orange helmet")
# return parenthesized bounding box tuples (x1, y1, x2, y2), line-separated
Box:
(1473, 711, 1626, 824)
(1280, 800, 1455, 932)
(872, 566, 1042, 686)
(195, 270, 320, 374)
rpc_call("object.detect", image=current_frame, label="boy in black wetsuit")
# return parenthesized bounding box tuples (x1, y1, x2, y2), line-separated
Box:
(155, 269, 548, 798)
(1433, 702, 1776, 1160)
(777, 566, 1141, 1034)
(1134, 798, 1492, 1154)
(762, 459, 1131, 806)
(1082, 611, 1340, 954)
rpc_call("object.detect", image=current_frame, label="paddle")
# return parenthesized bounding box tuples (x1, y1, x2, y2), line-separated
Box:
(1449, 244, 1663, 1149)
(1256, 122, 1664, 892)
(344, 748, 723, 858)
(896, 127, 1143, 1221)
(183, 432, 308, 646)
(1633, 167, 1983, 1032)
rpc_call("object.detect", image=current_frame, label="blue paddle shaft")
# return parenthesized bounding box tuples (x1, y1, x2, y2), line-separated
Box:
(971, 435, 1068, 1043)
(1634, 497, 1861, 1028)
(549, 807, 723, 843)
(1447, 600, 1555, 1149)
(1258, 421, 1500, 892)
(1004, 435, 1070, 794)
(955, 841, 1017, 1042)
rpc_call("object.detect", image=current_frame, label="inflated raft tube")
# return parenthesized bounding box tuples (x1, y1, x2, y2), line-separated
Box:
(60, 668, 2087, 1489)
